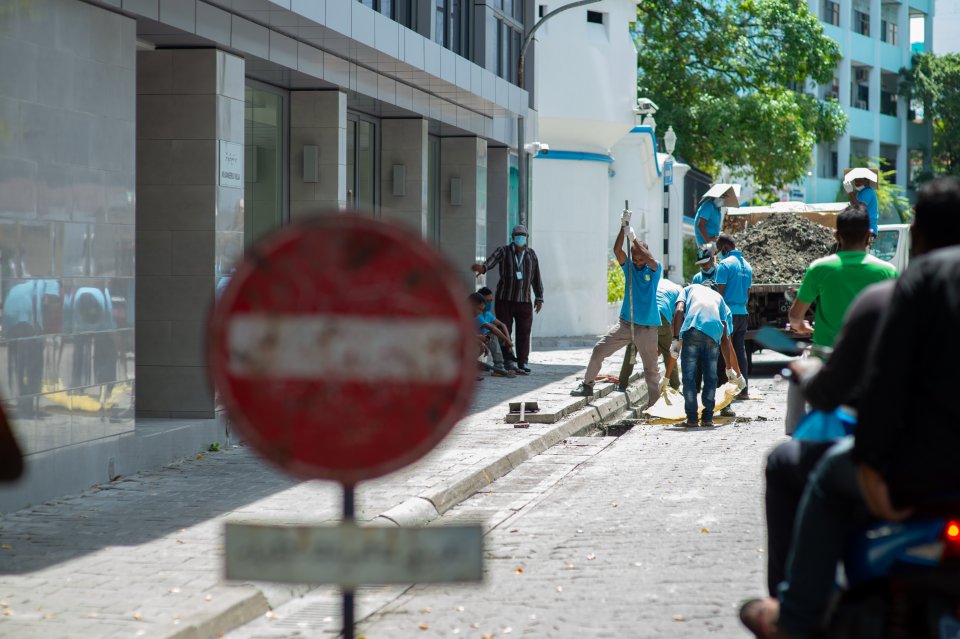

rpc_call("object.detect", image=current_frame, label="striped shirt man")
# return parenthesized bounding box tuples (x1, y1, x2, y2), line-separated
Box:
(482, 243, 544, 304)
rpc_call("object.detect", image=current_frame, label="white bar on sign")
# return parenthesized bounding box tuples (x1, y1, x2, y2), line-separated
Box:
(224, 522, 484, 587)
(228, 314, 462, 382)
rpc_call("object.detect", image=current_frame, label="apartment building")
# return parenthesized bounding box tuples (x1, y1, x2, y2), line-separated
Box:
(804, 0, 933, 203)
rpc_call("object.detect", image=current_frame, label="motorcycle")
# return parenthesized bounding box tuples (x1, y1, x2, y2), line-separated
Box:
(754, 327, 960, 639)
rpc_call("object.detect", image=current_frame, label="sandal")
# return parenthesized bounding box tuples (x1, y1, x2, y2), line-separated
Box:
(739, 598, 780, 638)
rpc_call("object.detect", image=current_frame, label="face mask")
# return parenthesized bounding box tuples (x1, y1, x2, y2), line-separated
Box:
(513, 235, 527, 248)
(854, 185, 865, 192)
(714, 198, 726, 208)
(484, 301, 493, 312)
(701, 266, 716, 277)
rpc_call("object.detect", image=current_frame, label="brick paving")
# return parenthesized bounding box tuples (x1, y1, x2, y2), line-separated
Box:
(0, 346, 631, 639)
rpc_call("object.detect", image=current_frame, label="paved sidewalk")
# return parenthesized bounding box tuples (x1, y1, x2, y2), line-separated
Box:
(0, 344, 644, 639)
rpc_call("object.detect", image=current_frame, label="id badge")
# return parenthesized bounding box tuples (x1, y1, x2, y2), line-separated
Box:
(516, 270, 524, 280)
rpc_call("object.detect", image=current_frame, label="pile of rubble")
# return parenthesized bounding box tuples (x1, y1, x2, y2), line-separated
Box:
(737, 213, 836, 283)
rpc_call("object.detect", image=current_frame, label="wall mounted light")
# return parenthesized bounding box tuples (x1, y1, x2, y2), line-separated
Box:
(392, 164, 406, 196)
(450, 177, 462, 206)
(303, 145, 319, 183)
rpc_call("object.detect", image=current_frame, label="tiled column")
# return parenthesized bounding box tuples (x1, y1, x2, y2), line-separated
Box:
(289, 91, 347, 216)
(485, 147, 513, 293)
(439, 137, 488, 286)
(136, 49, 245, 418)
(380, 118, 428, 235)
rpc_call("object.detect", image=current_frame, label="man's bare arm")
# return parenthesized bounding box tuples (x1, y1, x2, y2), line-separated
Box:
(613, 226, 627, 266)
(788, 299, 813, 335)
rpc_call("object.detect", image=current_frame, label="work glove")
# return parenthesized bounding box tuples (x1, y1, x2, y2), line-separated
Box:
(735, 375, 747, 392)
(669, 339, 681, 360)
(621, 209, 632, 227)
(658, 377, 668, 394)
(627, 227, 638, 243)
(842, 180, 854, 194)
(726, 368, 737, 383)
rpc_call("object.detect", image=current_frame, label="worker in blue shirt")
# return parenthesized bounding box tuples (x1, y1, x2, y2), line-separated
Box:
(694, 195, 724, 246)
(691, 244, 717, 284)
(669, 282, 745, 427)
(715, 233, 753, 399)
(572, 210, 662, 405)
(845, 176, 879, 238)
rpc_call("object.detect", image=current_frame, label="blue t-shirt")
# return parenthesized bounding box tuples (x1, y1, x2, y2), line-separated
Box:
(620, 260, 662, 327)
(655, 278, 682, 323)
(856, 186, 879, 236)
(677, 284, 734, 345)
(691, 267, 716, 285)
(715, 249, 753, 315)
(476, 311, 496, 334)
(693, 200, 722, 245)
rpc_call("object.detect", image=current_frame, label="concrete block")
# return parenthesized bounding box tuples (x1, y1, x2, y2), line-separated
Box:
(170, 230, 215, 276)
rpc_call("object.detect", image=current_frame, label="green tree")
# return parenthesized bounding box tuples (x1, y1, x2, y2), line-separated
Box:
(900, 52, 960, 176)
(834, 157, 911, 223)
(635, 0, 846, 188)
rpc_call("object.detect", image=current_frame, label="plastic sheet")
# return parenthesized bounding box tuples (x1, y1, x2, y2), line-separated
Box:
(643, 382, 740, 422)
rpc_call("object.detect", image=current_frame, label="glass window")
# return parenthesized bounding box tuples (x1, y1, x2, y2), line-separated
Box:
(244, 84, 286, 248)
(428, 135, 441, 244)
(822, 0, 840, 25)
(853, 9, 870, 35)
(346, 116, 378, 214)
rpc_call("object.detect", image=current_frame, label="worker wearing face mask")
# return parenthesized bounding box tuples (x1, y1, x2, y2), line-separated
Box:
(691, 243, 717, 285)
(844, 175, 879, 238)
(472, 225, 544, 375)
(693, 188, 731, 246)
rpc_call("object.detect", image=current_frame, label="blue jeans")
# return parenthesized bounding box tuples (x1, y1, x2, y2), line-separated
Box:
(777, 436, 869, 638)
(680, 329, 719, 423)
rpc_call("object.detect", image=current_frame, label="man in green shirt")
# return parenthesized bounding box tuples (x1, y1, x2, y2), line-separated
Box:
(788, 205, 898, 347)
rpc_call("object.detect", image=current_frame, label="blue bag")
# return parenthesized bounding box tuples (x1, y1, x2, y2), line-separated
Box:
(792, 407, 856, 442)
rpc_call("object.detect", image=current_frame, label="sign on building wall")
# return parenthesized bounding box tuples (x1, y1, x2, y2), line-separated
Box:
(664, 159, 673, 186)
(219, 141, 244, 188)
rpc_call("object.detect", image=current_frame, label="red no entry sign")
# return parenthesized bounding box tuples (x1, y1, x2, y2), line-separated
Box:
(208, 215, 477, 484)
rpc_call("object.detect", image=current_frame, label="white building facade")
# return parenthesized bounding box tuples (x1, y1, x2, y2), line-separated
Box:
(528, 0, 687, 337)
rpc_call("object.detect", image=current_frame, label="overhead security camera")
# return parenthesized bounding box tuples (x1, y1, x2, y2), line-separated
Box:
(523, 142, 550, 155)
(634, 97, 659, 116)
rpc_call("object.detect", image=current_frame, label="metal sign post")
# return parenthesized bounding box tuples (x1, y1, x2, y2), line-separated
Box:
(210, 215, 484, 638)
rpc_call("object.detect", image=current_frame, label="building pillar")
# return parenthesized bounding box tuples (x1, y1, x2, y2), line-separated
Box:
(868, 64, 881, 158)
(289, 91, 347, 216)
(485, 147, 513, 293)
(439, 137, 488, 286)
(135, 49, 245, 418)
(380, 118, 429, 235)
(838, 59, 852, 169)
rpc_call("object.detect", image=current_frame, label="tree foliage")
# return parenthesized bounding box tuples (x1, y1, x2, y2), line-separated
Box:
(900, 52, 960, 175)
(635, 0, 847, 188)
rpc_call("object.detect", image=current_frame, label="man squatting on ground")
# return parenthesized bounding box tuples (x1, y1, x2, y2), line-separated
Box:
(739, 176, 960, 638)
(472, 225, 543, 375)
(670, 282, 745, 427)
(469, 292, 517, 378)
(571, 210, 661, 404)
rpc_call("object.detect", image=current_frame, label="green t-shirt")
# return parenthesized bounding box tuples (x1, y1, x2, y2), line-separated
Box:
(797, 251, 898, 347)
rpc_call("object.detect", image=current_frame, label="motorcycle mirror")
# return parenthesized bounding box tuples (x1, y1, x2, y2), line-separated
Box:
(754, 326, 806, 357)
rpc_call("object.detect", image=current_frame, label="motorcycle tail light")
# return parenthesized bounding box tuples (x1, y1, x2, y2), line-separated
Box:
(943, 520, 960, 560)
(947, 521, 960, 542)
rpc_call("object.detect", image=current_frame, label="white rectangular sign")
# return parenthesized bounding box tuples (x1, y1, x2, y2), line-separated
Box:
(219, 141, 243, 188)
(225, 523, 483, 588)
(227, 314, 462, 382)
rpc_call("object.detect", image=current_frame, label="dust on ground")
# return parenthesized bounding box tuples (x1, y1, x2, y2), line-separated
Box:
(737, 213, 836, 283)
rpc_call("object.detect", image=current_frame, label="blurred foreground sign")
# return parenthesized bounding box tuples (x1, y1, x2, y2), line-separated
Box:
(224, 522, 483, 588)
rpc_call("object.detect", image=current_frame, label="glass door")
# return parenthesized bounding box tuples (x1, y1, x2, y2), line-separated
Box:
(427, 134, 440, 243)
(346, 114, 378, 215)
(244, 82, 288, 247)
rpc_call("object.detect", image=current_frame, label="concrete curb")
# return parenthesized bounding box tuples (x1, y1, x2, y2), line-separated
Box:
(181, 379, 649, 638)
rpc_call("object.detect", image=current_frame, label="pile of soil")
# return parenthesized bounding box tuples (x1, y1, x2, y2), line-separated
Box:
(737, 214, 836, 283)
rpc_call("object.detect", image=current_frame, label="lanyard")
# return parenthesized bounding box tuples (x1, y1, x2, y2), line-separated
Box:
(514, 250, 524, 273)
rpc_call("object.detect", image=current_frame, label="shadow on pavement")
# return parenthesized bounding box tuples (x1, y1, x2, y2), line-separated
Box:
(0, 354, 590, 575)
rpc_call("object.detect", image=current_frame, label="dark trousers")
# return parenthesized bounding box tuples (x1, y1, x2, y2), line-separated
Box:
(495, 300, 534, 366)
(764, 438, 834, 597)
(716, 313, 749, 391)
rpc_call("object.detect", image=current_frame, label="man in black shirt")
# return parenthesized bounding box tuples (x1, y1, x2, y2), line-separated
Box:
(741, 177, 960, 638)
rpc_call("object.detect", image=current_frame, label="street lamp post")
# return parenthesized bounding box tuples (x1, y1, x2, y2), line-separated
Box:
(516, 0, 603, 227)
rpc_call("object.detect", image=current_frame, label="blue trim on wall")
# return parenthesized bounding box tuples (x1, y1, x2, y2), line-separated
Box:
(629, 125, 662, 177)
(533, 150, 613, 163)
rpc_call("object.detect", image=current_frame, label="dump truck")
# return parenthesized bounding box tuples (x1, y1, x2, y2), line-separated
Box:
(720, 202, 910, 369)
